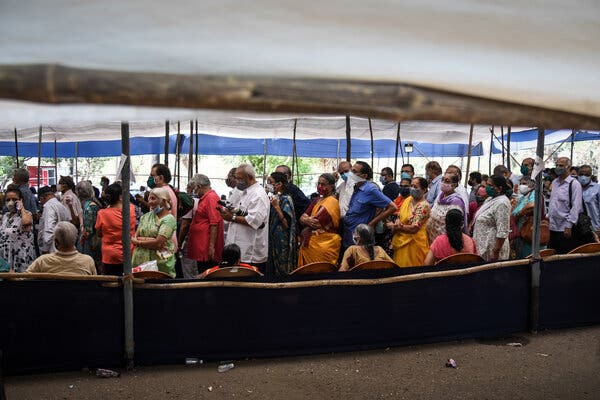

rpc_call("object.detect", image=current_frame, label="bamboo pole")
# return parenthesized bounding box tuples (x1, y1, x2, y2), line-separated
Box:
(507, 126, 512, 170)
(188, 120, 193, 180)
(53, 139, 57, 186)
(368, 117, 374, 168)
(488, 125, 494, 175)
(570, 129, 575, 163)
(345, 115, 351, 162)
(394, 123, 401, 180)
(291, 119, 298, 185)
(13, 128, 19, 168)
(464, 123, 474, 187)
(529, 126, 545, 333)
(176, 121, 181, 189)
(74, 142, 78, 183)
(120, 121, 134, 369)
(195, 119, 199, 174)
(4, 64, 600, 129)
(37, 125, 42, 192)
(262, 138, 267, 185)
(164, 120, 169, 167)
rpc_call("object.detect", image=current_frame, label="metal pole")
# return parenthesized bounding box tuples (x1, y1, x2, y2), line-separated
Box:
(74, 142, 79, 183)
(262, 138, 267, 185)
(54, 139, 57, 186)
(530, 127, 545, 333)
(394, 123, 401, 181)
(500, 126, 505, 166)
(176, 121, 181, 189)
(195, 119, 199, 174)
(507, 126, 512, 170)
(121, 121, 134, 369)
(464, 123, 474, 187)
(345, 115, 351, 162)
(13, 128, 19, 168)
(570, 129, 575, 163)
(164, 120, 170, 166)
(188, 120, 194, 180)
(368, 118, 374, 168)
(37, 125, 42, 191)
(488, 125, 494, 175)
(291, 119, 298, 185)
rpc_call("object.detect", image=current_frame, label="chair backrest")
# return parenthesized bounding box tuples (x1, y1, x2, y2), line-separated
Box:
(203, 266, 263, 280)
(132, 270, 173, 280)
(435, 252, 485, 266)
(526, 248, 557, 259)
(567, 242, 600, 255)
(290, 262, 338, 275)
(349, 260, 399, 271)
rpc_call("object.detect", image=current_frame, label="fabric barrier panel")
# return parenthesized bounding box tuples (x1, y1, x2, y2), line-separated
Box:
(539, 255, 600, 330)
(133, 264, 530, 365)
(0, 280, 124, 374)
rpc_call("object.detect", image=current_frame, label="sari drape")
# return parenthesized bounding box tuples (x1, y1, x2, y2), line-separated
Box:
(297, 196, 341, 267)
(391, 197, 430, 267)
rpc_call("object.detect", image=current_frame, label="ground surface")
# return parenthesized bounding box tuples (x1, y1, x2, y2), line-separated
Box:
(5, 326, 600, 400)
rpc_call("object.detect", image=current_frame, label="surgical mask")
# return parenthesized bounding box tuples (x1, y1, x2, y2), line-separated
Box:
(6, 200, 16, 213)
(578, 175, 591, 186)
(379, 176, 387, 185)
(409, 187, 422, 200)
(147, 176, 156, 189)
(153, 205, 163, 215)
(340, 172, 349, 182)
(236, 181, 249, 191)
(347, 172, 365, 187)
(400, 172, 412, 180)
(265, 183, 274, 193)
(485, 185, 497, 198)
(520, 165, 530, 175)
(399, 187, 410, 197)
(441, 182, 453, 193)
(518, 185, 530, 195)
(555, 166, 567, 176)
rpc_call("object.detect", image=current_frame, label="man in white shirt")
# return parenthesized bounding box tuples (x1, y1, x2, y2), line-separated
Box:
(335, 161, 353, 217)
(37, 186, 71, 254)
(218, 163, 269, 270)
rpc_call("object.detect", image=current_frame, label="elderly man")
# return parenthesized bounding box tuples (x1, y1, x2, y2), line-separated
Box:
(400, 163, 415, 179)
(37, 186, 71, 254)
(425, 161, 443, 206)
(577, 164, 600, 241)
(12, 168, 38, 216)
(27, 221, 96, 275)
(520, 157, 535, 177)
(342, 161, 397, 249)
(549, 157, 583, 254)
(218, 163, 269, 270)
(275, 164, 310, 220)
(336, 161, 353, 217)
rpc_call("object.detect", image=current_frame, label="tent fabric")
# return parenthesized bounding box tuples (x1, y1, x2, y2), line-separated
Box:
(1, 1, 600, 120)
(491, 129, 600, 153)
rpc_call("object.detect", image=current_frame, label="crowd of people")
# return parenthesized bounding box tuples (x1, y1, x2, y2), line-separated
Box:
(1, 155, 599, 277)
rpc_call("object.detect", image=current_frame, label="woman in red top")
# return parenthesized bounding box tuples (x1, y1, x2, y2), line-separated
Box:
(423, 208, 477, 266)
(186, 174, 224, 274)
(94, 183, 137, 275)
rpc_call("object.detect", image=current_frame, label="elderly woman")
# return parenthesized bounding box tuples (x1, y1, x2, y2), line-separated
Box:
(511, 176, 546, 258)
(266, 171, 297, 276)
(426, 173, 466, 244)
(185, 174, 224, 274)
(59, 175, 83, 228)
(423, 209, 477, 265)
(387, 177, 431, 267)
(76, 180, 101, 266)
(339, 224, 393, 271)
(131, 187, 178, 277)
(297, 173, 342, 266)
(0, 187, 35, 272)
(95, 183, 137, 275)
(472, 175, 512, 261)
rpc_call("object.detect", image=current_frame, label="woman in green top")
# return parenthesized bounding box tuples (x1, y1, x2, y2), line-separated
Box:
(131, 187, 177, 277)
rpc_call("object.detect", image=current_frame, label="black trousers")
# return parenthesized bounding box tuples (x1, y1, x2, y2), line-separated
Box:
(548, 230, 579, 254)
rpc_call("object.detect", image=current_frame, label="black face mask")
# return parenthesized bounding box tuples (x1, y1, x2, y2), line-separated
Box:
(399, 187, 410, 197)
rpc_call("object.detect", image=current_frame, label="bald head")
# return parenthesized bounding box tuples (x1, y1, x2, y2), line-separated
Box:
(337, 161, 351, 174)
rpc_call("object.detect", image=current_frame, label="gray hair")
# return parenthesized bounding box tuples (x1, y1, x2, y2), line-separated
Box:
(238, 163, 256, 179)
(54, 221, 79, 249)
(76, 180, 94, 199)
(189, 174, 210, 189)
(13, 168, 29, 184)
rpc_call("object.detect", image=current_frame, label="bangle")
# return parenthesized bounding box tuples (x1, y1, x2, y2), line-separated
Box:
(231, 215, 236, 223)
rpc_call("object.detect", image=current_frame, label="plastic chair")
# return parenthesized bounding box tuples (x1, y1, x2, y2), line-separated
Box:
(567, 242, 600, 255)
(349, 260, 399, 271)
(290, 262, 338, 275)
(525, 248, 556, 259)
(434, 252, 485, 266)
(132, 270, 173, 279)
(202, 266, 263, 279)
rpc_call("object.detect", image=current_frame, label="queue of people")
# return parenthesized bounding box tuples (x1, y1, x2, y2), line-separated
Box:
(1, 155, 599, 277)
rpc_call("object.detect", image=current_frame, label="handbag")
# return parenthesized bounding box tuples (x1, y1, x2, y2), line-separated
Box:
(520, 216, 550, 245)
(569, 181, 594, 241)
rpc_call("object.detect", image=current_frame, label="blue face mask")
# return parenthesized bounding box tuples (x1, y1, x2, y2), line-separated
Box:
(379, 176, 387, 185)
(578, 175, 591, 186)
(341, 172, 349, 182)
(400, 172, 412, 180)
(153, 206, 163, 215)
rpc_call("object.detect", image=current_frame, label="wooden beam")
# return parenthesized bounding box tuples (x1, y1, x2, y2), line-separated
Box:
(2, 64, 599, 129)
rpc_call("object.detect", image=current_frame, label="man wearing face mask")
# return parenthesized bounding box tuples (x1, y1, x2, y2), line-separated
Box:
(379, 167, 400, 201)
(275, 164, 309, 221)
(342, 161, 397, 249)
(37, 186, 71, 254)
(218, 163, 269, 270)
(578, 165, 600, 241)
(520, 158, 535, 178)
(548, 157, 582, 253)
(336, 161, 353, 217)
(468, 172, 483, 203)
(425, 161, 443, 206)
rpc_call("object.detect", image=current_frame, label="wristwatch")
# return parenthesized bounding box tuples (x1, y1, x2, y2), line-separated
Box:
(231, 215, 236, 223)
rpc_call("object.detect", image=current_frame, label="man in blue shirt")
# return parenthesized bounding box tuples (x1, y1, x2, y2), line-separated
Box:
(425, 161, 443, 206)
(342, 161, 397, 249)
(578, 164, 600, 240)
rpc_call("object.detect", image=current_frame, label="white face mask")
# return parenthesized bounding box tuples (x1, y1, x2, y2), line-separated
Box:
(518, 185, 530, 195)
(347, 172, 366, 187)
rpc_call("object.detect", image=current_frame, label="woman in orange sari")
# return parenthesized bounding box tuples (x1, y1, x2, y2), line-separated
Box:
(297, 173, 342, 266)
(387, 177, 431, 267)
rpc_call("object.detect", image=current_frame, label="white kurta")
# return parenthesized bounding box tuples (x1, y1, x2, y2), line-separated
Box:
(38, 197, 71, 253)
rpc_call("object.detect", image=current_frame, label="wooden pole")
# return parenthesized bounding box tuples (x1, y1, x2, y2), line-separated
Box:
(394, 123, 401, 181)
(345, 115, 351, 162)
(37, 125, 42, 192)
(530, 126, 545, 333)
(188, 120, 193, 180)
(291, 119, 298, 185)
(176, 121, 181, 189)
(262, 138, 268, 185)
(164, 120, 169, 167)
(368, 117, 374, 168)
(500, 126, 505, 166)
(464, 123, 474, 188)
(54, 139, 57, 186)
(195, 119, 199, 174)
(488, 125, 494, 175)
(74, 142, 78, 183)
(13, 128, 19, 168)
(570, 129, 575, 163)
(120, 121, 134, 369)
(507, 126, 512, 170)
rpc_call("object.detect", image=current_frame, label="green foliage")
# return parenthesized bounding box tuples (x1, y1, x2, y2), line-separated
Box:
(0, 156, 29, 188)
(234, 155, 316, 186)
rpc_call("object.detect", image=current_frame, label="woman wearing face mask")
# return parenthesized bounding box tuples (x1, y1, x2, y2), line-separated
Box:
(131, 187, 178, 277)
(426, 173, 466, 244)
(468, 185, 488, 230)
(95, 183, 137, 275)
(339, 224, 393, 271)
(298, 173, 342, 267)
(185, 174, 224, 275)
(76, 181, 102, 268)
(387, 177, 431, 267)
(266, 172, 297, 276)
(0, 188, 35, 272)
(472, 175, 512, 261)
(511, 177, 546, 258)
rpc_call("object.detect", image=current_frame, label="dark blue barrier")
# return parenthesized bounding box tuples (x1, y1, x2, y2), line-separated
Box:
(539, 254, 600, 329)
(0, 280, 124, 374)
(133, 263, 530, 365)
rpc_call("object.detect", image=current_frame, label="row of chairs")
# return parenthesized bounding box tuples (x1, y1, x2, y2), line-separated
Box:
(134, 242, 600, 280)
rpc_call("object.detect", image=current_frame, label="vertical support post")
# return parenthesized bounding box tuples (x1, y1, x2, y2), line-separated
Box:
(570, 129, 575, 163)
(368, 118, 374, 168)
(121, 121, 134, 369)
(530, 127, 545, 333)
(291, 119, 298, 185)
(394, 123, 401, 181)
(464, 124, 475, 187)
(507, 126, 512, 170)
(500, 126, 505, 166)
(195, 119, 199, 174)
(164, 120, 170, 167)
(74, 142, 79, 183)
(488, 125, 494, 175)
(345, 115, 351, 162)
(37, 125, 42, 192)
(54, 139, 58, 186)
(188, 120, 194, 180)
(13, 128, 19, 168)
(262, 138, 268, 185)
(176, 121, 181, 189)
